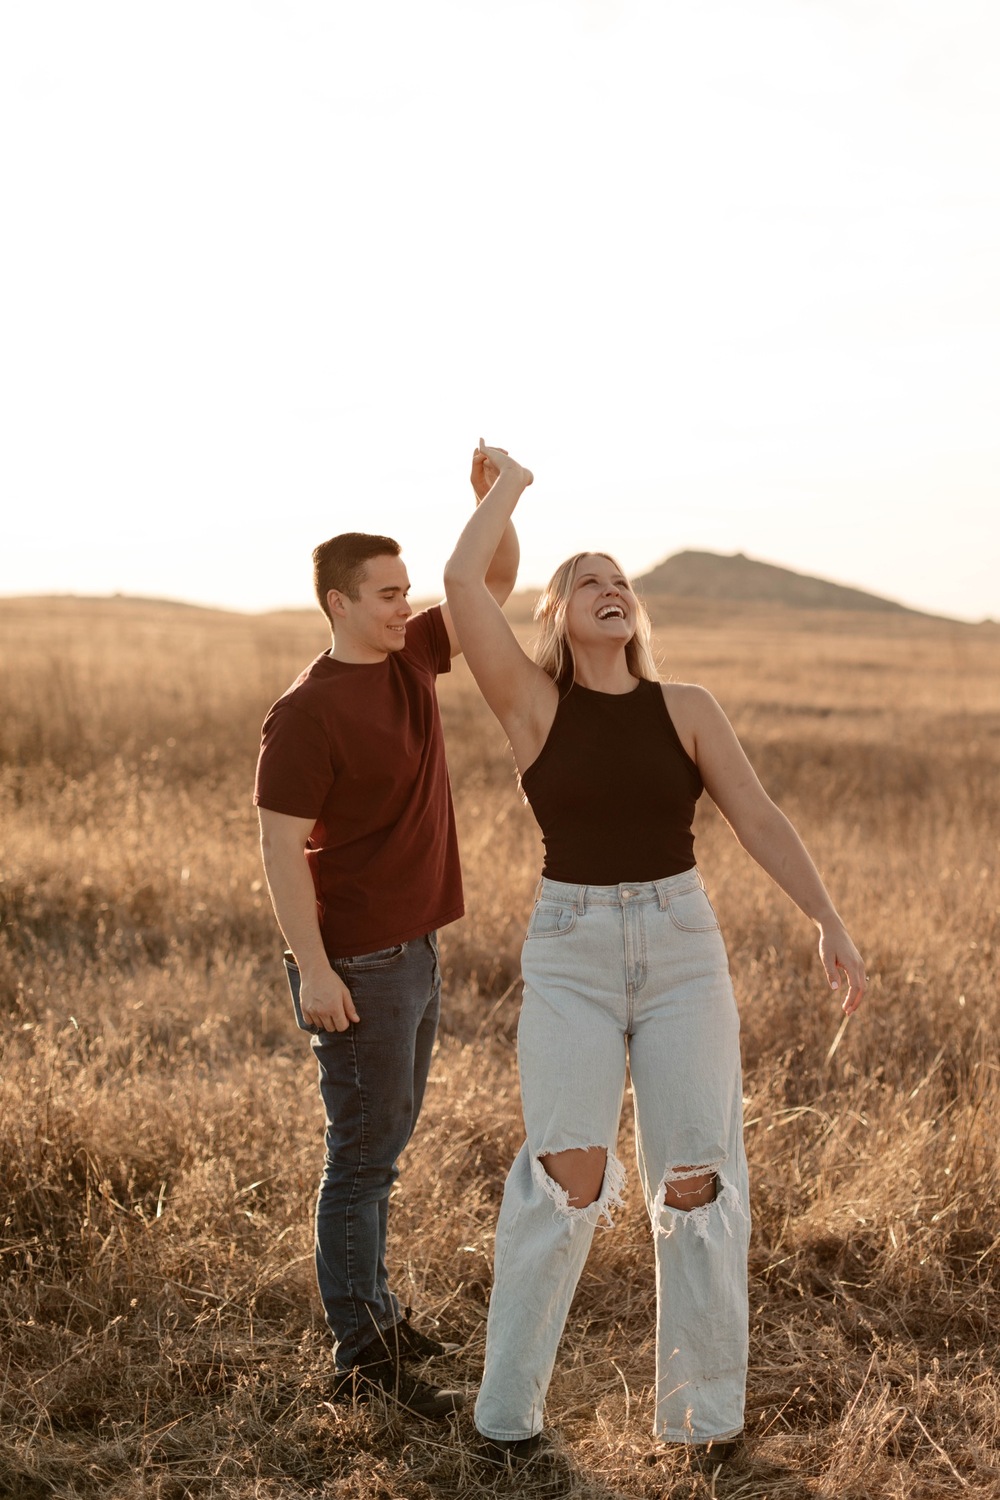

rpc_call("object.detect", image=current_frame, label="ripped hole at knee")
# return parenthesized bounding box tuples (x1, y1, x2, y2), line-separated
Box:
(662, 1166, 718, 1211)
(539, 1145, 608, 1210)
(532, 1146, 626, 1230)
(654, 1161, 746, 1242)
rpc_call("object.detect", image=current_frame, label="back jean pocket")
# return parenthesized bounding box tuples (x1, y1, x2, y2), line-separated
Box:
(526, 903, 578, 940)
(665, 888, 721, 933)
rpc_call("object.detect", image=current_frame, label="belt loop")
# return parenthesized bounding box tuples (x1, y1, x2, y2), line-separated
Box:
(577, 885, 587, 914)
(655, 877, 670, 910)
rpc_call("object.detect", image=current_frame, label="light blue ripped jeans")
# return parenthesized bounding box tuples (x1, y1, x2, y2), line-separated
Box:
(474, 869, 749, 1445)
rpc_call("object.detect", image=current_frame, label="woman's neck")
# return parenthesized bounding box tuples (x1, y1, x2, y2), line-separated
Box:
(571, 646, 638, 695)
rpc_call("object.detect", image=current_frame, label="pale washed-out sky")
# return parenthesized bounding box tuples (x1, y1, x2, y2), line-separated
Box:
(2, 0, 998, 620)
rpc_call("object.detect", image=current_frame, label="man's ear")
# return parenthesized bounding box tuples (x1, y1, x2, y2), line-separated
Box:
(326, 588, 348, 621)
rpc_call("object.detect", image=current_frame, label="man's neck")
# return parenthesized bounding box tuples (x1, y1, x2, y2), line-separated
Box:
(328, 635, 389, 665)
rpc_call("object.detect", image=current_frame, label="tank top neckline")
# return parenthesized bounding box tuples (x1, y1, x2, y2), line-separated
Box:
(566, 676, 647, 700)
(523, 676, 657, 784)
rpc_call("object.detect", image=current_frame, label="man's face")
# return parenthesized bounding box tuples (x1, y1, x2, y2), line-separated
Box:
(331, 553, 412, 662)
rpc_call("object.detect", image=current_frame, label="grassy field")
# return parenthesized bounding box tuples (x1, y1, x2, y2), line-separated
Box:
(2, 594, 999, 1500)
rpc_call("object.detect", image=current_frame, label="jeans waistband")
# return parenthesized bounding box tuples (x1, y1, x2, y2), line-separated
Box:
(535, 867, 703, 911)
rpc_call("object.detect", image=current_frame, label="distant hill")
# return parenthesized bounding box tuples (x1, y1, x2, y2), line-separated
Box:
(635, 550, 928, 616)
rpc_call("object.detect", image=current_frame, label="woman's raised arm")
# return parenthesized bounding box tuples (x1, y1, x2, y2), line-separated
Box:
(444, 443, 555, 757)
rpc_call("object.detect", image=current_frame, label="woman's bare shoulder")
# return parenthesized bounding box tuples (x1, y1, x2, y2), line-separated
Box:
(659, 682, 723, 760)
(660, 680, 717, 714)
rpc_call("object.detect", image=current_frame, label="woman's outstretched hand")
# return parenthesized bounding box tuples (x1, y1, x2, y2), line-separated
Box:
(471, 439, 533, 501)
(819, 922, 866, 1015)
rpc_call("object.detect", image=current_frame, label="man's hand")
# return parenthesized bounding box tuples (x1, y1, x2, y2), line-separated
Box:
(471, 439, 533, 502)
(300, 965, 361, 1032)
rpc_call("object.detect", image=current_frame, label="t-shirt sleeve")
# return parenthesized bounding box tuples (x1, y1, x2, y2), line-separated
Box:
(254, 700, 335, 818)
(403, 604, 452, 677)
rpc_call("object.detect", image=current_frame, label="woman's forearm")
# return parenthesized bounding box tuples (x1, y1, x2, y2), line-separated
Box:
(446, 460, 531, 589)
(739, 804, 842, 928)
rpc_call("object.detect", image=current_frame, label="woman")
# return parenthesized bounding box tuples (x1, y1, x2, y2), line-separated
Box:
(444, 444, 865, 1464)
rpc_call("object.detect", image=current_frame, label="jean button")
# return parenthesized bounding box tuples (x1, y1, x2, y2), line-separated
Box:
(622, 889, 633, 900)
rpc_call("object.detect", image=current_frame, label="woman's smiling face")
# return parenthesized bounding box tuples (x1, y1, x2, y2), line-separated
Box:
(563, 553, 637, 648)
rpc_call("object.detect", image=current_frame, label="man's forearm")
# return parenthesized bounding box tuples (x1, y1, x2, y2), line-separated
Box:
(484, 516, 520, 605)
(448, 464, 528, 591)
(261, 841, 332, 976)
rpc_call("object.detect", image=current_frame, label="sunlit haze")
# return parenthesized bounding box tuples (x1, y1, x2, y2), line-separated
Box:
(3, 1, 998, 620)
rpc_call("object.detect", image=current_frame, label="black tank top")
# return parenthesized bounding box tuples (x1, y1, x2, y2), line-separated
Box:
(520, 678, 703, 884)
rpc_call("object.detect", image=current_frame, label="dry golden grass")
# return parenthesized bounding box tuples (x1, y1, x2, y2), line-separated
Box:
(2, 594, 999, 1499)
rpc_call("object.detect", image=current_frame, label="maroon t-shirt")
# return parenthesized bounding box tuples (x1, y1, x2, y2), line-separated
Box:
(253, 606, 463, 959)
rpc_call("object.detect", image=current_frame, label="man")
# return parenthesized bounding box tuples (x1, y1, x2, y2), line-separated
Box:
(254, 448, 520, 1419)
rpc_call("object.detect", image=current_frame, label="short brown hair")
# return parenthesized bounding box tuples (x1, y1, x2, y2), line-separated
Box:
(312, 533, 401, 624)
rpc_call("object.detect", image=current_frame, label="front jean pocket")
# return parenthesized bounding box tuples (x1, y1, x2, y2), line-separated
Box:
(526, 902, 578, 940)
(341, 943, 407, 972)
(665, 888, 721, 933)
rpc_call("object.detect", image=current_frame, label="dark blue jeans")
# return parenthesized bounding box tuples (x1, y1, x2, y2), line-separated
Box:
(284, 933, 441, 1370)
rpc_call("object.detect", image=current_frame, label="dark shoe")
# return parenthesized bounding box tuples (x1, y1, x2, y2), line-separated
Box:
(691, 1434, 742, 1468)
(333, 1352, 464, 1420)
(389, 1309, 462, 1362)
(478, 1431, 547, 1466)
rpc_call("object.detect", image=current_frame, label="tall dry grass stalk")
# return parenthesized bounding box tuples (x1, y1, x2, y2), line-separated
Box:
(2, 595, 999, 1499)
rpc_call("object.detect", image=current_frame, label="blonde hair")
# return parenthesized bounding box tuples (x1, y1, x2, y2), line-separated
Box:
(533, 551, 659, 689)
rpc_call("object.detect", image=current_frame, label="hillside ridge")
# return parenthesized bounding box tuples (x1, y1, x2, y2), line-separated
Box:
(635, 549, 925, 615)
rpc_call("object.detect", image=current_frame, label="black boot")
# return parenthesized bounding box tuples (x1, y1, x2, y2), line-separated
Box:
(332, 1346, 464, 1420)
(387, 1308, 461, 1362)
